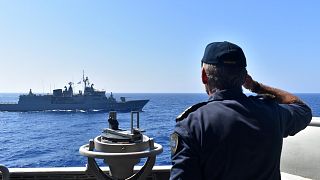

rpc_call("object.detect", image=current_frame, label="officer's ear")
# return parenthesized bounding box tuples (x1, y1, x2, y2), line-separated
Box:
(202, 67, 208, 84)
(241, 69, 248, 85)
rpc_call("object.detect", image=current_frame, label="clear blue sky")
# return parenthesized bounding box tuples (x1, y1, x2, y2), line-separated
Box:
(0, 1, 319, 93)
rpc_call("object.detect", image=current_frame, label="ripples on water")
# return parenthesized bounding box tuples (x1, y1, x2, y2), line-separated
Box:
(0, 93, 319, 167)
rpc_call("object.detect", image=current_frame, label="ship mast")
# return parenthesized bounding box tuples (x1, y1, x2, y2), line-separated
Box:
(82, 70, 85, 89)
(82, 70, 84, 83)
(82, 70, 89, 88)
(82, 70, 91, 93)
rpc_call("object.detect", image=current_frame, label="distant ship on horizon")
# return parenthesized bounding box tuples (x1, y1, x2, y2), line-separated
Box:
(0, 73, 149, 112)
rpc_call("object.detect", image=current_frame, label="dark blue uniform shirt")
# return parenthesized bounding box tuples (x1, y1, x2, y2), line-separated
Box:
(170, 88, 312, 180)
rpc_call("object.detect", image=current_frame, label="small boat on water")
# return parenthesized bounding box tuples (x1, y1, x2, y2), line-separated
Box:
(0, 75, 149, 112)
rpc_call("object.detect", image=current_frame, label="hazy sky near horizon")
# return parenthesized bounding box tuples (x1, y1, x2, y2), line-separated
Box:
(0, 1, 319, 93)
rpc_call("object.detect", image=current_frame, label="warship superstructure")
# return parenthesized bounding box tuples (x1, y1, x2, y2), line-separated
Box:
(0, 75, 149, 112)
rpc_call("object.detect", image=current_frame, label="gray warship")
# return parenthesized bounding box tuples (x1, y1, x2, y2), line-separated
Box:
(0, 75, 149, 112)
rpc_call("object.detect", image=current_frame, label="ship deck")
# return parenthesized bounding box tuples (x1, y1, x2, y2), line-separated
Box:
(1, 118, 320, 180)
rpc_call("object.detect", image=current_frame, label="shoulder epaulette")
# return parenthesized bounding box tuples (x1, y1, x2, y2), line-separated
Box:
(176, 101, 209, 122)
(251, 94, 276, 101)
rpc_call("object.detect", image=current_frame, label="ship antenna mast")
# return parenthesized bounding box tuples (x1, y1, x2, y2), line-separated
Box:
(82, 70, 86, 89)
(82, 70, 85, 83)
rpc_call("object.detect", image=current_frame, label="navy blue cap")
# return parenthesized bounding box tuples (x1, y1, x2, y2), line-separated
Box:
(201, 41, 246, 67)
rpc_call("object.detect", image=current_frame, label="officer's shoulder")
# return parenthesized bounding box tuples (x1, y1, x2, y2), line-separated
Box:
(176, 101, 210, 122)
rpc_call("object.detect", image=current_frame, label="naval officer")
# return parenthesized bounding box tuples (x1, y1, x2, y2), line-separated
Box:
(170, 41, 312, 180)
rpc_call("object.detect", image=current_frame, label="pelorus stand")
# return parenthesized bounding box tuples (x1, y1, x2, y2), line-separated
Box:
(79, 111, 163, 180)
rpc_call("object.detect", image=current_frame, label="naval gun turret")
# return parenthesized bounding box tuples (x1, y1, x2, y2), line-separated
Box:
(79, 111, 163, 180)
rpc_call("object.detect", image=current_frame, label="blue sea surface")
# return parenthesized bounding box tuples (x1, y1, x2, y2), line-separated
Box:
(0, 93, 319, 168)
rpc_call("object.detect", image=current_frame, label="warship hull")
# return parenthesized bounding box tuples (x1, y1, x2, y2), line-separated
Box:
(0, 99, 149, 112)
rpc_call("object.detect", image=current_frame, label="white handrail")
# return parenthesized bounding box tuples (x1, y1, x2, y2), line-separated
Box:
(309, 117, 320, 127)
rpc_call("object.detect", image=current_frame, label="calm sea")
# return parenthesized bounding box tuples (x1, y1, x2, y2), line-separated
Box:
(0, 93, 319, 168)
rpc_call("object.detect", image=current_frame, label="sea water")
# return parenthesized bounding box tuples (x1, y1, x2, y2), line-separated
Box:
(0, 93, 319, 167)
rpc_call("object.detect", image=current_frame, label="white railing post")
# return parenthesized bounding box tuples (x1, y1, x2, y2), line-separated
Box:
(0, 164, 9, 180)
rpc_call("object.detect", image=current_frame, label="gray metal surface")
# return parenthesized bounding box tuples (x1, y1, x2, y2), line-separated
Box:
(281, 119, 320, 179)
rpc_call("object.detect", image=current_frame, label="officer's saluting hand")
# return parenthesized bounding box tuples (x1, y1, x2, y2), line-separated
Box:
(244, 74, 305, 105)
